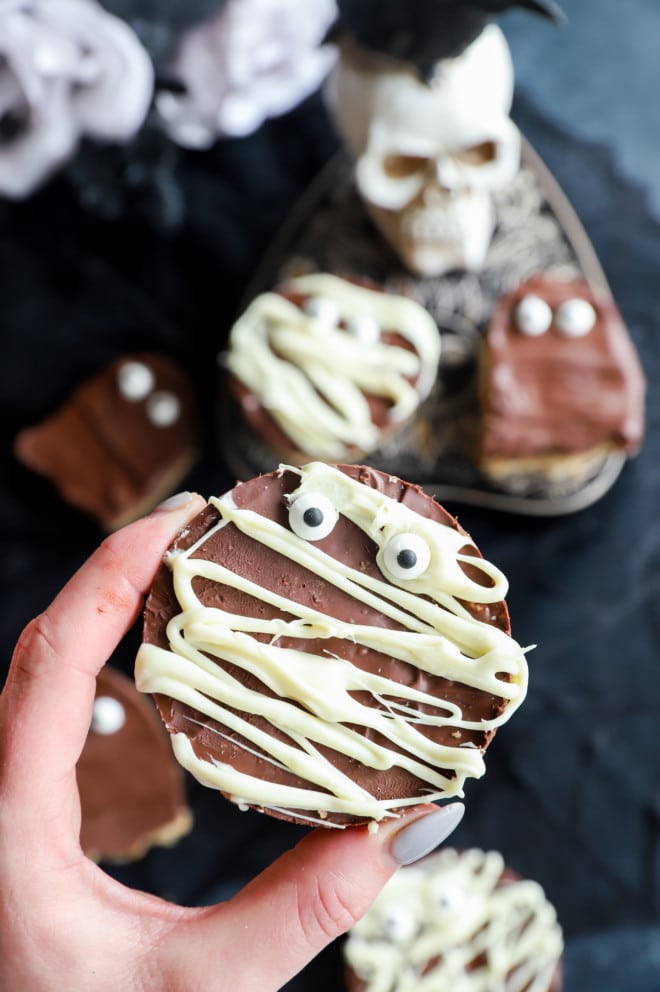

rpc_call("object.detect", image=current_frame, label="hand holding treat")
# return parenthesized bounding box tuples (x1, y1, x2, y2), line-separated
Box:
(0, 494, 463, 992)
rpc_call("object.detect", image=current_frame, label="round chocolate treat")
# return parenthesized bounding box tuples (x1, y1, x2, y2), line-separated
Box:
(136, 462, 528, 828)
(221, 273, 442, 466)
(344, 847, 564, 992)
(77, 666, 193, 863)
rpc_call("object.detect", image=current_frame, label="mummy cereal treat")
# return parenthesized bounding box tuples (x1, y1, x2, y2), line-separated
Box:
(344, 847, 563, 992)
(14, 353, 199, 530)
(478, 274, 646, 484)
(78, 666, 193, 863)
(221, 273, 441, 471)
(135, 462, 528, 828)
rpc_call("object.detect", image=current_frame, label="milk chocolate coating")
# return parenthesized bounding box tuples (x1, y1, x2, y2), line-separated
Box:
(143, 464, 511, 827)
(78, 666, 192, 863)
(14, 352, 199, 530)
(479, 275, 646, 465)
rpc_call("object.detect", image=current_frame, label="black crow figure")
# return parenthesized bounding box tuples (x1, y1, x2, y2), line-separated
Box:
(328, 0, 565, 79)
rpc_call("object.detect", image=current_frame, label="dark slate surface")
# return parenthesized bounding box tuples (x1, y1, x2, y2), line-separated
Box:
(1, 1, 659, 989)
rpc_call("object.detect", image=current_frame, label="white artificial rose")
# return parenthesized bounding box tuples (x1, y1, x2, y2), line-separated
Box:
(156, 0, 337, 147)
(0, 0, 153, 198)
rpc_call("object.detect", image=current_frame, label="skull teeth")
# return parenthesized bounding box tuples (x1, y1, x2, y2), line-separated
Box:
(402, 210, 464, 243)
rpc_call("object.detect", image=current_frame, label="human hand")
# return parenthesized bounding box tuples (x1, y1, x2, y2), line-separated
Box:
(0, 493, 463, 992)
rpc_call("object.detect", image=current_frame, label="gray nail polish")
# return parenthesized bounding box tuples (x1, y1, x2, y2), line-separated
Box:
(390, 803, 465, 866)
(155, 491, 193, 512)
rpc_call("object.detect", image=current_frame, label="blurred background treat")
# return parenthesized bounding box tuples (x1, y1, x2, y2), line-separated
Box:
(1, 1, 659, 990)
(78, 665, 193, 864)
(343, 847, 564, 992)
(219, 273, 442, 475)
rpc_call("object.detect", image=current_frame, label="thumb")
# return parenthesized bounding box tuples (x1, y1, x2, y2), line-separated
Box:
(170, 803, 463, 992)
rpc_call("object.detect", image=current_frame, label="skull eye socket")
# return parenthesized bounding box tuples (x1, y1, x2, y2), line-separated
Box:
(288, 492, 338, 541)
(455, 140, 498, 167)
(382, 533, 431, 580)
(383, 154, 430, 179)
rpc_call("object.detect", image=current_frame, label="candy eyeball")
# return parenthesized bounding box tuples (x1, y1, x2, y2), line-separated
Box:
(514, 295, 553, 336)
(382, 533, 431, 580)
(344, 314, 380, 345)
(117, 360, 155, 401)
(555, 298, 597, 337)
(91, 696, 126, 735)
(303, 296, 339, 329)
(288, 492, 338, 541)
(431, 882, 467, 920)
(147, 390, 181, 427)
(381, 905, 418, 943)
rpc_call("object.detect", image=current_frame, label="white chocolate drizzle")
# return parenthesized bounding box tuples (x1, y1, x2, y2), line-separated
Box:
(135, 463, 528, 822)
(344, 848, 563, 992)
(222, 273, 442, 459)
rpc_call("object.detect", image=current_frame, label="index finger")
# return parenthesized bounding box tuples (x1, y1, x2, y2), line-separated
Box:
(0, 493, 205, 810)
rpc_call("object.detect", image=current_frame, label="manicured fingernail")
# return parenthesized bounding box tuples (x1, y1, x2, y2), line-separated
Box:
(390, 803, 464, 866)
(155, 491, 194, 512)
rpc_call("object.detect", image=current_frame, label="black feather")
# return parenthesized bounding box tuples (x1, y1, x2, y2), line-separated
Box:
(329, 0, 565, 76)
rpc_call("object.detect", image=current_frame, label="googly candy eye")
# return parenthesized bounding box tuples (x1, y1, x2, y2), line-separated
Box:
(514, 295, 553, 336)
(117, 360, 155, 400)
(555, 297, 597, 337)
(344, 314, 380, 345)
(382, 905, 418, 942)
(147, 390, 181, 427)
(288, 492, 338, 541)
(432, 882, 467, 919)
(303, 296, 340, 329)
(382, 533, 431, 580)
(91, 696, 126, 735)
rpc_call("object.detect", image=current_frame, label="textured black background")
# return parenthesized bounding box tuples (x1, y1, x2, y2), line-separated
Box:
(1, 2, 659, 989)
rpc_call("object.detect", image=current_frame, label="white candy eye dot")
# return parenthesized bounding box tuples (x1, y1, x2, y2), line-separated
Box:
(91, 696, 126, 735)
(147, 390, 181, 427)
(382, 533, 431, 580)
(344, 314, 380, 345)
(288, 492, 338, 541)
(382, 906, 417, 942)
(303, 296, 339, 328)
(555, 297, 597, 337)
(514, 295, 553, 336)
(117, 360, 155, 400)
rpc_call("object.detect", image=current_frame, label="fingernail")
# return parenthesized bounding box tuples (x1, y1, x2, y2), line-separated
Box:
(389, 803, 464, 866)
(155, 491, 194, 512)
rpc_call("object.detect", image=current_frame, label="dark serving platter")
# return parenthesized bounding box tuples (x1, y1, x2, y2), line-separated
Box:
(227, 137, 629, 516)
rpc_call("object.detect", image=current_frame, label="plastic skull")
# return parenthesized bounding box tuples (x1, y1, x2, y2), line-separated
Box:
(327, 25, 520, 276)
